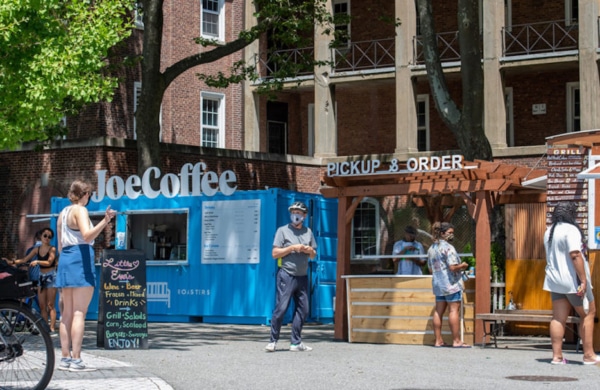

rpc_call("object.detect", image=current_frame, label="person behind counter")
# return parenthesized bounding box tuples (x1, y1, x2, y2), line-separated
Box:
(543, 201, 599, 365)
(56, 180, 116, 372)
(427, 222, 470, 348)
(393, 225, 426, 275)
(265, 201, 317, 353)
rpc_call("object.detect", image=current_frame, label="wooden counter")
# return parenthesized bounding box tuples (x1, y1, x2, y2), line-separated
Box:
(343, 275, 475, 345)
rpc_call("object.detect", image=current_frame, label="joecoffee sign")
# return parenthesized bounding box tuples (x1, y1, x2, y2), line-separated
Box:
(92, 162, 237, 201)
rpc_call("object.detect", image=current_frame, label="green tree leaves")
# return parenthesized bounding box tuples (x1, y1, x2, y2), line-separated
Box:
(0, 0, 134, 149)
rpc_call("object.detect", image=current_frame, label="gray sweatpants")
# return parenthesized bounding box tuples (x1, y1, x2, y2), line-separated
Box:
(269, 268, 309, 345)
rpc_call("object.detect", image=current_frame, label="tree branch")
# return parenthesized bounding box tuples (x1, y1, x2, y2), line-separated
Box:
(163, 35, 256, 88)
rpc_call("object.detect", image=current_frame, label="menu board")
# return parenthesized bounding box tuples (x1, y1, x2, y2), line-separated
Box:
(546, 147, 588, 229)
(201, 199, 261, 264)
(97, 249, 148, 349)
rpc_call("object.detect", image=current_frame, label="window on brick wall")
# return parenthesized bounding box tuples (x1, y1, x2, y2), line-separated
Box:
(308, 104, 314, 157)
(566, 82, 580, 132)
(268, 121, 287, 154)
(351, 198, 380, 260)
(267, 101, 288, 154)
(417, 95, 429, 152)
(134, 2, 144, 30)
(134, 81, 142, 140)
(505, 87, 514, 146)
(333, 0, 350, 47)
(57, 116, 67, 140)
(201, 92, 225, 148)
(565, 0, 578, 26)
(201, 0, 224, 41)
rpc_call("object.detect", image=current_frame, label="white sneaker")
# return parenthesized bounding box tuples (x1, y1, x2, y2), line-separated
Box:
(57, 357, 71, 371)
(265, 342, 277, 352)
(289, 343, 312, 352)
(68, 359, 97, 372)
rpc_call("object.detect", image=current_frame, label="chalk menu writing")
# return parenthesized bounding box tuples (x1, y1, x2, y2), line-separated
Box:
(97, 250, 148, 349)
(546, 147, 588, 229)
(201, 199, 261, 264)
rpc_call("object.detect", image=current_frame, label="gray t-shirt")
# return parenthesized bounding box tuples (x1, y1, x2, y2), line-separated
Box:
(273, 223, 317, 276)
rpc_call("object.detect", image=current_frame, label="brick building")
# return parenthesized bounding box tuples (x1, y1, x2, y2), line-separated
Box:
(2, 1, 600, 262)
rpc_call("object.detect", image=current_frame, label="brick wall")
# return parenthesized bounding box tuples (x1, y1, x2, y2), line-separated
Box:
(0, 142, 325, 257)
(67, 2, 244, 149)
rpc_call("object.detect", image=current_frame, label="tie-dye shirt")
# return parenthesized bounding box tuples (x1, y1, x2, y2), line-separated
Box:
(427, 239, 463, 296)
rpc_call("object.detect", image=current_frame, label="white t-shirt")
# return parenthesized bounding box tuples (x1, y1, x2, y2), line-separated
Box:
(543, 222, 592, 294)
(393, 240, 425, 275)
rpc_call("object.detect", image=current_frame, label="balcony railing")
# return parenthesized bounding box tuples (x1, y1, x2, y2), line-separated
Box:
(331, 38, 395, 72)
(257, 47, 315, 78)
(503, 20, 578, 57)
(257, 19, 583, 79)
(413, 31, 461, 65)
(257, 38, 395, 79)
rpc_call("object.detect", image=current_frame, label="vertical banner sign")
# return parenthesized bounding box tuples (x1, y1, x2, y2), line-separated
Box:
(546, 147, 588, 229)
(97, 249, 148, 349)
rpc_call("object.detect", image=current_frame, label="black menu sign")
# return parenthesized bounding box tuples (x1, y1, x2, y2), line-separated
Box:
(97, 249, 148, 349)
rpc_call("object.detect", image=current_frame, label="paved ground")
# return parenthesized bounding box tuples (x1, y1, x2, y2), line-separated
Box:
(43, 321, 600, 389)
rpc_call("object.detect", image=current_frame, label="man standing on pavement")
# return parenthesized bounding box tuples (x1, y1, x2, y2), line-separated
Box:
(265, 201, 317, 352)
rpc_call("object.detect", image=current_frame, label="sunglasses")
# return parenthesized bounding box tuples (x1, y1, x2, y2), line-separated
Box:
(42, 234, 53, 239)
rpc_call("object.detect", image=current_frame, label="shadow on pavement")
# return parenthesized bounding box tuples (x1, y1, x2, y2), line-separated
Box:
(83, 321, 335, 351)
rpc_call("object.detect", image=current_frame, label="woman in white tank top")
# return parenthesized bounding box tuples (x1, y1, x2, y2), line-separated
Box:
(55, 180, 116, 372)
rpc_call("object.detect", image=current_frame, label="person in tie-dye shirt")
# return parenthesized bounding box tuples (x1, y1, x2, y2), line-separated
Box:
(427, 222, 470, 348)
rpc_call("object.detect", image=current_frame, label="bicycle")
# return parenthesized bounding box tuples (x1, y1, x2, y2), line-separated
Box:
(0, 261, 55, 389)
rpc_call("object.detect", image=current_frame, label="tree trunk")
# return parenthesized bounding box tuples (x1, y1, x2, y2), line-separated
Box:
(417, 0, 492, 162)
(136, 0, 166, 175)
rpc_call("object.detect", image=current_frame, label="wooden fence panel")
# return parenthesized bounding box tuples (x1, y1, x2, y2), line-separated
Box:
(345, 276, 474, 345)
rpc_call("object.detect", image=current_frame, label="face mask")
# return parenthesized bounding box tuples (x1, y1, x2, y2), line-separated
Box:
(445, 233, 454, 242)
(290, 213, 304, 225)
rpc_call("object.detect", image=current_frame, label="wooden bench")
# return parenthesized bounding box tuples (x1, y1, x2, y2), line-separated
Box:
(476, 310, 581, 349)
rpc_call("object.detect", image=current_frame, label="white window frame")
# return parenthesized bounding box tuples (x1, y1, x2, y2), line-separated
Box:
(565, 0, 578, 26)
(134, 2, 144, 30)
(308, 104, 315, 157)
(134, 82, 142, 140)
(200, 91, 225, 148)
(333, 0, 350, 47)
(201, 0, 225, 42)
(267, 120, 288, 154)
(566, 82, 580, 133)
(504, 0, 512, 32)
(351, 197, 380, 260)
(416, 94, 429, 151)
(505, 87, 514, 146)
(54, 116, 67, 141)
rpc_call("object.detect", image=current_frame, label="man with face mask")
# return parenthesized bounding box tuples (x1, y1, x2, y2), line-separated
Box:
(265, 201, 317, 352)
(393, 225, 426, 275)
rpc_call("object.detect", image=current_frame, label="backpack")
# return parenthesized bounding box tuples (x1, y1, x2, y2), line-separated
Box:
(0, 258, 36, 299)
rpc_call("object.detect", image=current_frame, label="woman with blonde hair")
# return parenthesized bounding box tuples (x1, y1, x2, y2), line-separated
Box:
(55, 180, 116, 372)
(427, 222, 470, 348)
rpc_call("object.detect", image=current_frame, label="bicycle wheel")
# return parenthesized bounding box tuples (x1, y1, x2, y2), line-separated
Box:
(0, 299, 55, 390)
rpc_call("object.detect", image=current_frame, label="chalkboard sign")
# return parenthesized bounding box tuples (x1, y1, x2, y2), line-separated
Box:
(97, 249, 148, 349)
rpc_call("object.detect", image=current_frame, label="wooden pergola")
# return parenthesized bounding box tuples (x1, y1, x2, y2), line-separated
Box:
(320, 159, 547, 343)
